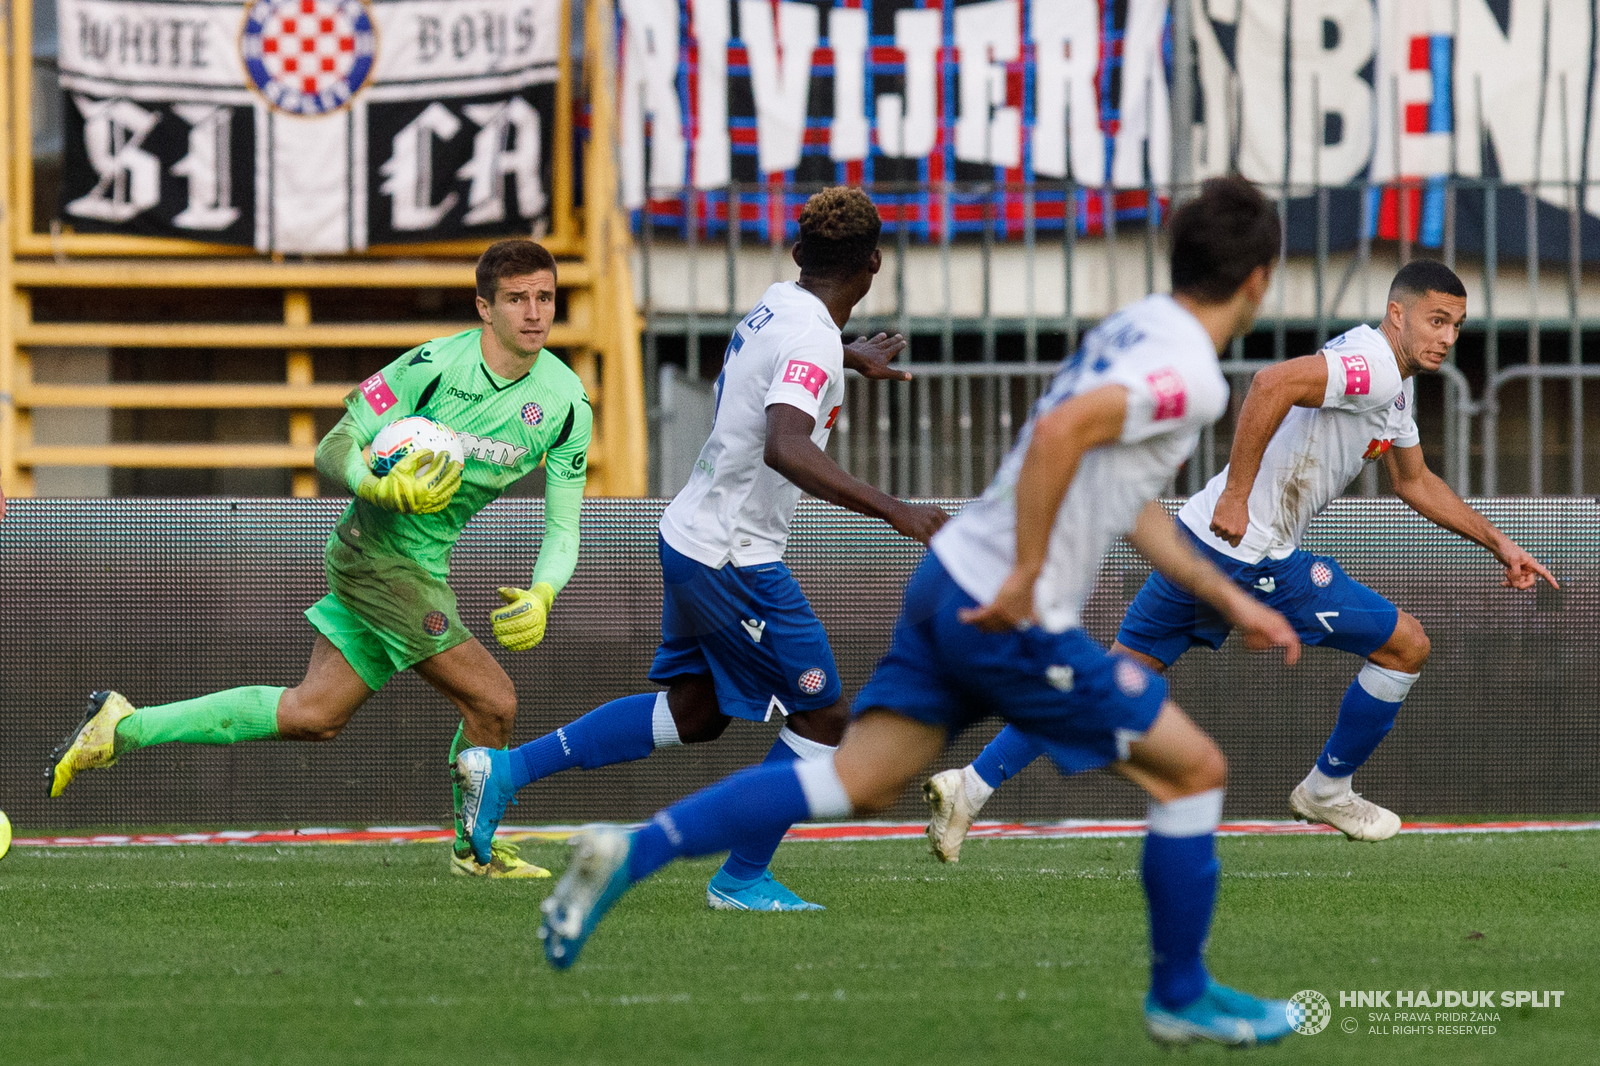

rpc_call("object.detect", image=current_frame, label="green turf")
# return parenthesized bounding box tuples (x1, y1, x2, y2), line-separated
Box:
(1, 832, 1594, 1065)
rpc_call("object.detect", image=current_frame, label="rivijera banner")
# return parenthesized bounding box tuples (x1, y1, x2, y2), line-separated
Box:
(56, 0, 559, 252)
(620, 0, 1600, 260)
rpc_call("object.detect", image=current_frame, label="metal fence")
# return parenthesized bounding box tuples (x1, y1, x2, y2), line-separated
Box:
(639, 177, 1600, 499)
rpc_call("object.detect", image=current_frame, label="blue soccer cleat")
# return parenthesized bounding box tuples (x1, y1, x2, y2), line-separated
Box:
(538, 825, 635, 969)
(454, 747, 515, 865)
(1143, 979, 1296, 1046)
(706, 869, 825, 911)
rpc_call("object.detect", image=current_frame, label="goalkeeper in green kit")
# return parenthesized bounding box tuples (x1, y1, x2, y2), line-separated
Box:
(47, 240, 590, 878)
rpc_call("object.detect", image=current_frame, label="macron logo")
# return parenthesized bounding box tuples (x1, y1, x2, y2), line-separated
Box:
(740, 618, 767, 644)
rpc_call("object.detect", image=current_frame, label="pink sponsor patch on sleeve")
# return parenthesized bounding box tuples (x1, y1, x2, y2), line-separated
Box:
(360, 372, 398, 414)
(1341, 354, 1371, 395)
(781, 359, 829, 399)
(1146, 367, 1187, 421)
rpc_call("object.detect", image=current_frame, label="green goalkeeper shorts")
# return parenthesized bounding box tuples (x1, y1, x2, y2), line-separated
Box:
(304, 537, 471, 690)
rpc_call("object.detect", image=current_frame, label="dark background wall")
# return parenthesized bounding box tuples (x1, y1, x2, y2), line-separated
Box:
(2, 497, 1595, 830)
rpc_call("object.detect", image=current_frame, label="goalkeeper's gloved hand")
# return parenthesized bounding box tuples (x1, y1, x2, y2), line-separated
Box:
(492, 582, 556, 651)
(357, 449, 462, 515)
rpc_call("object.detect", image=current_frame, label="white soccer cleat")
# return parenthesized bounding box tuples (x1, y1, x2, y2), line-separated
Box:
(924, 768, 983, 863)
(1290, 783, 1402, 841)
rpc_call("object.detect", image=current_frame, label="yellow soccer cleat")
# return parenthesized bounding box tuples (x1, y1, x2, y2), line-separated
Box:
(449, 839, 551, 879)
(48, 691, 137, 798)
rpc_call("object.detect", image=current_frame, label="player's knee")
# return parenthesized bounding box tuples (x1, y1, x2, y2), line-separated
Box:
(1177, 742, 1228, 795)
(790, 702, 848, 746)
(668, 678, 728, 743)
(1383, 612, 1430, 673)
(277, 690, 347, 742)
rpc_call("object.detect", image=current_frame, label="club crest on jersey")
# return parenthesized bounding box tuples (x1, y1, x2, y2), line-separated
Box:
(797, 668, 828, 695)
(1114, 659, 1149, 697)
(521, 402, 544, 427)
(241, 0, 376, 117)
(1341, 354, 1371, 395)
(423, 610, 449, 636)
(1362, 438, 1394, 462)
(1310, 561, 1334, 588)
(1395, 392, 1407, 411)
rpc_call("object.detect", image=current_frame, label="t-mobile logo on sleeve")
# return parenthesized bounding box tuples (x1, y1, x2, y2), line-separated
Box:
(782, 359, 829, 398)
(1341, 355, 1371, 395)
(1146, 367, 1187, 421)
(361, 372, 398, 414)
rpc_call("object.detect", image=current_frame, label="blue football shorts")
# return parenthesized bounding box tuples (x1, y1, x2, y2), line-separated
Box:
(1116, 523, 1400, 666)
(854, 553, 1168, 776)
(649, 536, 842, 721)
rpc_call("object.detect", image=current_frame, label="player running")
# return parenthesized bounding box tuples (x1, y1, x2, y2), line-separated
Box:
(532, 178, 1307, 1046)
(926, 258, 1557, 858)
(47, 239, 590, 879)
(453, 186, 947, 911)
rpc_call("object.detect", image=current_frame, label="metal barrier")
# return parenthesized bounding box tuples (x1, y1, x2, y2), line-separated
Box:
(824, 359, 1478, 501)
(639, 174, 1600, 499)
(3, 496, 1594, 829)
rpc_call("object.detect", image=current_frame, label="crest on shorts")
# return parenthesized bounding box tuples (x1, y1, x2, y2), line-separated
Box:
(798, 668, 827, 695)
(521, 402, 544, 427)
(423, 610, 449, 636)
(241, 0, 377, 117)
(1310, 561, 1334, 588)
(1114, 659, 1148, 697)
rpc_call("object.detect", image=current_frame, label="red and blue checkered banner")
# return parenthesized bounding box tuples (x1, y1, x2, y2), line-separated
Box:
(622, 0, 1600, 259)
(55, 0, 559, 252)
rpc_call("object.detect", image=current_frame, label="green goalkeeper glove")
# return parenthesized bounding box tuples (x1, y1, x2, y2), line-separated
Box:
(492, 582, 556, 651)
(356, 449, 462, 515)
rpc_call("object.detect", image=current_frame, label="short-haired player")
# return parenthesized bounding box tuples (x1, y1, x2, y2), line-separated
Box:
(531, 178, 1308, 1046)
(49, 240, 591, 878)
(454, 187, 948, 910)
(927, 258, 1557, 857)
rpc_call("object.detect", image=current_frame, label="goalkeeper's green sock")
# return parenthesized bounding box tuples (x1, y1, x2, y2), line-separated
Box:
(112, 686, 283, 753)
(449, 721, 471, 857)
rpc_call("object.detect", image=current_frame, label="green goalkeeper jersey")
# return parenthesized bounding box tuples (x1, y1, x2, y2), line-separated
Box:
(317, 328, 592, 581)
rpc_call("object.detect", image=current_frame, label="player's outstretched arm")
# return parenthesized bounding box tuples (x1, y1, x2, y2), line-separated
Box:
(959, 385, 1127, 632)
(1128, 501, 1301, 664)
(764, 402, 948, 543)
(1210, 354, 1328, 545)
(1381, 445, 1558, 590)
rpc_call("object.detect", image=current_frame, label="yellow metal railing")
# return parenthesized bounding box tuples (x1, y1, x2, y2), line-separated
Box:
(0, 0, 646, 496)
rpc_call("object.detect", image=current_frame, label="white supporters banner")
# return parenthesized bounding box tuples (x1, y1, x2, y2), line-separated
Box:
(57, 0, 560, 252)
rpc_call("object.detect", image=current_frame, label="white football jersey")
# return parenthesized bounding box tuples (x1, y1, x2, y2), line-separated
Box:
(1178, 324, 1420, 563)
(661, 281, 846, 568)
(933, 295, 1229, 633)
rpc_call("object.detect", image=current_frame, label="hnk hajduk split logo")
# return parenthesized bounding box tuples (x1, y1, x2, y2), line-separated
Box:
(242, 0, 377, 116)
(1287, 989, 1331, 1035)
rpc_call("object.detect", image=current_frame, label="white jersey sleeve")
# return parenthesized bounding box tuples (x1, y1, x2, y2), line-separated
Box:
(660, 282, 846, 568)
(764, 339, 843, 422)
(1177, 323, 1420, 563)
(931, 295, 1227, 633)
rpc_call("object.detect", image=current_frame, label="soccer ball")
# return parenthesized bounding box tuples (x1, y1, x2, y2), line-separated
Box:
(368, 416, 465, 476)
(0, 811, 11, 862)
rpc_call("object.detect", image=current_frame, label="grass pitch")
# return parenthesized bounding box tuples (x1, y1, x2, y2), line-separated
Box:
(2, 831, 1594, 1065)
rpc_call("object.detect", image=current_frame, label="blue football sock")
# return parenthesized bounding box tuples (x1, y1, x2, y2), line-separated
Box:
(1143, 790, 1224, 1012)
(1316, 664, 1418, 778)
(629, 762, 814, 883)
(718, 734, 810, 882)
(970, 725, 1044, 789)
(507, 692, 659, 790)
